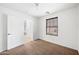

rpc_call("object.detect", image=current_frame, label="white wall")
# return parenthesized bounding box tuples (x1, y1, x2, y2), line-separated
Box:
(77, 5, 79, 52)
(33, 17, 40, 40)
(2, 14, 7, 51)
(0, 6, 35, 51)
(0, 13, 8, 52)
(0, 14, 3, 52)
(39, 6, 78, 50)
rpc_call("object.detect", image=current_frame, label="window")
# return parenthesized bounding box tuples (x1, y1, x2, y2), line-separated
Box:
(46, 17, 58, 36)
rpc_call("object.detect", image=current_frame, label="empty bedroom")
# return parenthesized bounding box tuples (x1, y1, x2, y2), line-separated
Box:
(0, 3, 79, 55)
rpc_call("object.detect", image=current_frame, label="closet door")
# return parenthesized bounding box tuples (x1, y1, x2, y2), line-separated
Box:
(8, 15, 24, 50)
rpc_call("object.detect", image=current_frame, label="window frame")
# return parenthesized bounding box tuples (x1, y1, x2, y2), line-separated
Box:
(46, 17, 58, 36)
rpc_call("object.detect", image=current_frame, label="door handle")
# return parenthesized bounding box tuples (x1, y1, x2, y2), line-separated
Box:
(24, 32, 27, 35)
(8, 33, 11, 35)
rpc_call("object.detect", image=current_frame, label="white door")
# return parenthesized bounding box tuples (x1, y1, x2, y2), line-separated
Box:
(7, 15, 24, 50)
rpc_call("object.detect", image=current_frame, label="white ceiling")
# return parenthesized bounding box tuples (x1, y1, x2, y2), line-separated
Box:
(0, 3, 78, 17)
